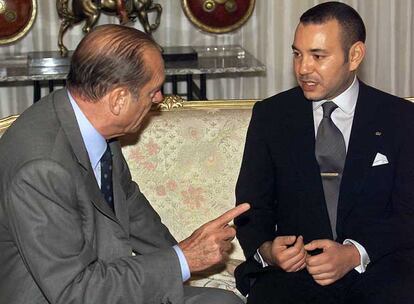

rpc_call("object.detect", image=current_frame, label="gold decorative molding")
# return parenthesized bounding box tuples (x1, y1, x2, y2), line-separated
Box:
(181, 99, 256, 110)
(155, 95, 257, 111)
(0, 0, 37, 45)
(0, 114, 19, 134)
(156, 95, 184, 111)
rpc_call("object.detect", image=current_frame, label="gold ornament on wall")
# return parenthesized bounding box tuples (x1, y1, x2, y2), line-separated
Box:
(181, 0, 255, 34)
(56, 0, 163, 56)
(0, 0, 37, 45)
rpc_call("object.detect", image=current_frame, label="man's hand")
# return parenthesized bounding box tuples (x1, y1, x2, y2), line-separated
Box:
(178, 203, 250, 273)
(304, 239, 360, 286)
(259, 235, 307, 272)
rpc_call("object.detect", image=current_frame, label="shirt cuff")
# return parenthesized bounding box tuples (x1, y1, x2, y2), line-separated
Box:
(173, 245, 191, 282)
(254, 249, 269, 267)
(343, 239, 370, 273)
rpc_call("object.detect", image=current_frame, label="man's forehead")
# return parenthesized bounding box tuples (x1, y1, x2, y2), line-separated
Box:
(295, 19, 341, 35)
(293, 21, 341, 46)
(298, 18, 340, 28)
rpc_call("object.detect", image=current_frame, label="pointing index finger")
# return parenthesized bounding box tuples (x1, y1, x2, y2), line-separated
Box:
(212, 203, 250, 227)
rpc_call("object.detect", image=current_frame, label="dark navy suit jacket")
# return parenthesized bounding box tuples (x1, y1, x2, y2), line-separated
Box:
(235, 82, 414, 295)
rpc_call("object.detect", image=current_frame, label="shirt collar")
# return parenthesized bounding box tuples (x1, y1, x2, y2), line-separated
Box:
(68, 90, 107, 170)
(312, 76, 359, 115)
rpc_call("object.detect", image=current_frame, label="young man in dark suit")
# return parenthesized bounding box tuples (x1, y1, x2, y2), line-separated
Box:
(235, 2, 414, 303)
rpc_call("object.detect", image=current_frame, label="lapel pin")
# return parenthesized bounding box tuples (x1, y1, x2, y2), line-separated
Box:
(375, 131, 382, 136)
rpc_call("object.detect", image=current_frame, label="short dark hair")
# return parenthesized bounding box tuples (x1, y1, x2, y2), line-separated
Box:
(300, 1, 366, 60)
(67, 24, 160, 102)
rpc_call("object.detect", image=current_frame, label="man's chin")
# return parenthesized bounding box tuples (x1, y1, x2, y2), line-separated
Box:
(302, 89, 326, 101)
(302, 90, 325, 101)
(298, 84, 320, 101)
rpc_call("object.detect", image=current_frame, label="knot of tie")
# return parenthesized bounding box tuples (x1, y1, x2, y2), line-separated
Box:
(322, 101, 338, 118)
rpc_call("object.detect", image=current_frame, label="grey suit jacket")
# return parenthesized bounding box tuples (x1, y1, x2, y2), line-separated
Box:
(0, 89, 184, 304)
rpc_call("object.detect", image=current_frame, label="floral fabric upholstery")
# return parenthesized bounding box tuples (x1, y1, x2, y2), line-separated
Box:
(122, 107, 252, 259)
(121, 106, 253, 299)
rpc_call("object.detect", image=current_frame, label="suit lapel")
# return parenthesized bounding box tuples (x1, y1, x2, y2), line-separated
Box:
(84, 169, 121, 222)
(53, 89, 90, 171)
(338, 83, 380, 225)
(282, 92, 332, 235)
(285, 95, 321, 183)
(52, 89, 120, 224)
(110, 141, 129, 234)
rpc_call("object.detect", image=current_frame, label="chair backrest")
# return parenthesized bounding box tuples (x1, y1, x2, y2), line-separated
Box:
(121, 96, 256, 259)
(0, 114, 19, 136)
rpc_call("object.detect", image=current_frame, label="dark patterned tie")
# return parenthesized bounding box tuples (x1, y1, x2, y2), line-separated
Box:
(101, 144, 114, 211)
(315, 101, 346, 240)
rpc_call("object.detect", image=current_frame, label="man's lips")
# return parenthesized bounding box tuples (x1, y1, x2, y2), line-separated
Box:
(300, 80, 319, 91)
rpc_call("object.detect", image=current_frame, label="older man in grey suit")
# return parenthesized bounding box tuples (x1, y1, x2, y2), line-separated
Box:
(0, 25, 249, 304)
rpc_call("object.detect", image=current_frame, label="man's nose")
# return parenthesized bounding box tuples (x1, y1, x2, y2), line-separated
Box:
(298, 56, 313, 75)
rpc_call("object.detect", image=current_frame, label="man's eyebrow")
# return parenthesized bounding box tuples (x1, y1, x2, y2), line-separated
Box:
(291, 45, 328, 54)
(309, 48, 328, 53)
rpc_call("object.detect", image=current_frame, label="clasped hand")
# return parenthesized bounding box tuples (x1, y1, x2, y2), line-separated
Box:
(259, 236, 360, 286)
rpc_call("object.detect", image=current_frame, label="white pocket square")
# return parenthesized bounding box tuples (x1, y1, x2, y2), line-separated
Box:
(372, 152, 388, 167)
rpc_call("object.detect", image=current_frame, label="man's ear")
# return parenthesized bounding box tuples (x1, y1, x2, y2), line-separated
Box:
(108, 87, 128, 116)
(348, 41, 366, 72)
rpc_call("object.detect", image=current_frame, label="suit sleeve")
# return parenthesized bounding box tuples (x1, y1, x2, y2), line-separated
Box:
(6, 159, 183, 304)
(235, 102, 278, 258)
